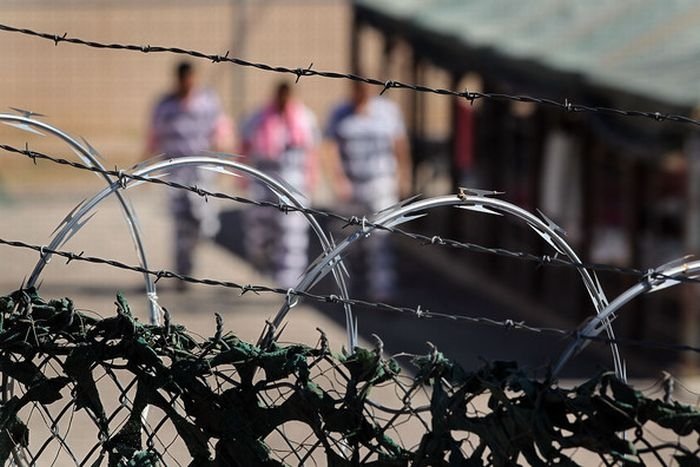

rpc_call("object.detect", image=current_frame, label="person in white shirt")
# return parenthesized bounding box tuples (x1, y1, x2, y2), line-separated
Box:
(325, 81, 412, 300)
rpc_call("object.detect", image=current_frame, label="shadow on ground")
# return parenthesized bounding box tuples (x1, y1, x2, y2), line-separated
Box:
(216, 208, 676, 378)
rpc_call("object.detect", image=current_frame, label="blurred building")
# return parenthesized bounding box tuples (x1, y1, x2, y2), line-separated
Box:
(352, 0, 700, 369)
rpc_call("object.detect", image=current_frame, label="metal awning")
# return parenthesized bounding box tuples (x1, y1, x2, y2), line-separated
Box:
(355, 0, 700, 111)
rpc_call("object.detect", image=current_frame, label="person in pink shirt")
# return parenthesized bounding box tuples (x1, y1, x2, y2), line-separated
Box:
(242, 81, 319, 288)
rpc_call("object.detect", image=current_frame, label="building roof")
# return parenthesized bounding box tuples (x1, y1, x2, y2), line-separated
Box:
(355, 0, 700, 110)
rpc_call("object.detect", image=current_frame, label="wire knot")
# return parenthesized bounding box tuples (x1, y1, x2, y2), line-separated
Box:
(116, 169, 128, 189)
(653, 112, 667, 122)
(343, 215, 360, 229)
(39, 245, 51, 264)
(54, 32, 67, 46)
(278, 202, 291, 215)
(564, 98, 574, 112)
(141, 44, 152, 53)
(192, 184, 208, 201)
(65, 250, 84, 265)
(360, 216, 369, 233)
(24, 142, 38, 165)
(380, 80, 395, 95)
(240, 284, 259, 296)
(286, 288, 299, 308)
(211, 51, 229, 63)
(462, 89, 476, 105)
(326, 294, 340, 303)
(294, 62, 314, 83)
(154, 270, 169, 283)
(643, 268, 661, 286)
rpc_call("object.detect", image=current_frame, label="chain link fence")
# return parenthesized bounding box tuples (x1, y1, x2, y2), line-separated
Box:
(1, 289, 698, 466)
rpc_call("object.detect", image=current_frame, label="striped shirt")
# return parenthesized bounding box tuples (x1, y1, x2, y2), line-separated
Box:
(150, 88, 222, 158)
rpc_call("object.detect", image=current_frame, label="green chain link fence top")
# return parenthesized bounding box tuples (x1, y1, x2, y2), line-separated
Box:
(0, 289, 698, 466)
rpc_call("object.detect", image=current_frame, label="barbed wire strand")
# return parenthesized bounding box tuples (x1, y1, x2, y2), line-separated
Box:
(0, 23, 699, 128)
(0, 22, 698, 467)
(1, 235, 699, 355)
(3, 142, 699, 287)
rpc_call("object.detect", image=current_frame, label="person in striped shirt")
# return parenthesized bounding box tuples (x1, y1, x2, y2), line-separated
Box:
(241, 81, 319, 288)
(146, 61, 232, 288)
(325, 81, 412, 301)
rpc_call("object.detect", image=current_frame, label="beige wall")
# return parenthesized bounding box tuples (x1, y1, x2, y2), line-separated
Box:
(0, 0, 351, 185)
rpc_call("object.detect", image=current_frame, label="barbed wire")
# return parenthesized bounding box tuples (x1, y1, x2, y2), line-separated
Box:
(2, 21, 699, 467)
(0, 235, 566, 335)
(1, 235, 699, 355)
(1, 22, 699, 129)
(3, 142, 699, 287)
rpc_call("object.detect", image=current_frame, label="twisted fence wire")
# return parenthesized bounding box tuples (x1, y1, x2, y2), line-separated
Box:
(1, 22, 700, 129)
(1, 235, 699, 356)
(2, 289, 697, 465)
(3, 142, 699, 288)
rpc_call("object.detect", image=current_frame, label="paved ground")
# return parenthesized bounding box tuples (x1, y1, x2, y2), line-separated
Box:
(1, 184, 698, 465)
(0, 185, 610, 376)
(0, 187, 353, 350)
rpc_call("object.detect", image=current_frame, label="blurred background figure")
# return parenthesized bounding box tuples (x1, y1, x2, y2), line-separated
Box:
(241, 81, 319, 288)
(146, 61, 233, 288)
(325, 81, 411, 301)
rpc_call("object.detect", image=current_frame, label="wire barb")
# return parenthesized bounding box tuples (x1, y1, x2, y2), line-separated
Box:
(380, 80, 395, 96)
(294, 62, 313, 83)
(53, 32, 66, 46)
(285, 288, 299, 308)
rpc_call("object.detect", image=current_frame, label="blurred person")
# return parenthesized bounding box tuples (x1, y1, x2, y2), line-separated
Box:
(146, 61, 233, 289)
(539, 120, 583, 244)
(241, 81, 319, 288)
(325, 81, 411, 301)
